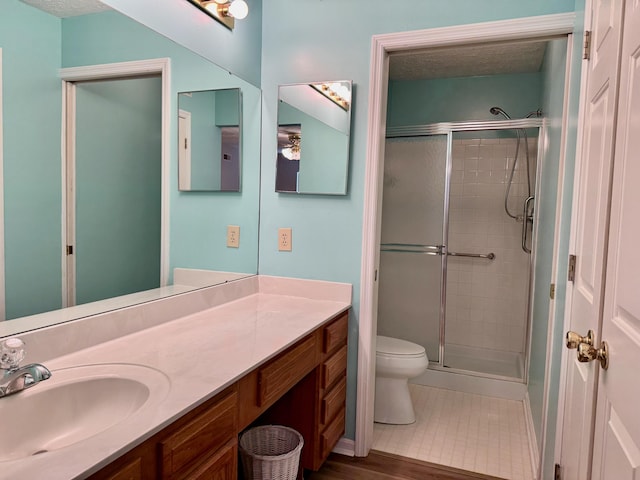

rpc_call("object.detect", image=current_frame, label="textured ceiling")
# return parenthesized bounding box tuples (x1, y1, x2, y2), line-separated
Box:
(20, 0, 111, 17)
(389, 41, 548, 81)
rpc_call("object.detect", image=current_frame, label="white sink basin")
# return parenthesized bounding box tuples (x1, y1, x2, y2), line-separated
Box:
(0, 363, 170, 462)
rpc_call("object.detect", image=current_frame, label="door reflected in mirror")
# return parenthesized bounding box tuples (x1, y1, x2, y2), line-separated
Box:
(276, 81, 352, 195)
(178, 88, 242, 192)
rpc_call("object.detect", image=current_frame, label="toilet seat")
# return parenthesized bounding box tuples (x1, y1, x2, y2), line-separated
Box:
(377, 335, 426, 359)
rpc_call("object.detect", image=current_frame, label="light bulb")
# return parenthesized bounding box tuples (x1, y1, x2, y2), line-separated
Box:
(228, 0, 249, 19)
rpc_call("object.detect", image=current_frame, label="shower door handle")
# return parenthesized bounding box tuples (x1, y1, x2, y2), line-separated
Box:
(522, 196, 534, 254)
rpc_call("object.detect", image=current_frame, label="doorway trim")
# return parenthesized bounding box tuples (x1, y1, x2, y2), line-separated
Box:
(356, 13, 576, 458)
(0, 49, 5, 320)
(59, 58, 171, 307)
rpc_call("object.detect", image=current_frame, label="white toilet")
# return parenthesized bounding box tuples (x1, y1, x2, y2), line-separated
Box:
(374, 335, 429, 424)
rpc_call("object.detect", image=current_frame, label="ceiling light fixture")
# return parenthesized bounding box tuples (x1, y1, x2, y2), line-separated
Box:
(187, 0, 249, 30)
(311, 82, 351, 111)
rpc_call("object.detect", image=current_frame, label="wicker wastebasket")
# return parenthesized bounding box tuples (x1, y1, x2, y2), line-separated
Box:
(239, 425, 304, 480)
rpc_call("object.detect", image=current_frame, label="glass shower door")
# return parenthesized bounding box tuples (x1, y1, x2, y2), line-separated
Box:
(377, 135, 448, 364)
(441, 132, 535, 380)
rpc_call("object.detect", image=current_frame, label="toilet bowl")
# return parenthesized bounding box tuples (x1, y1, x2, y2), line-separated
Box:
(374, 335, 429, 425)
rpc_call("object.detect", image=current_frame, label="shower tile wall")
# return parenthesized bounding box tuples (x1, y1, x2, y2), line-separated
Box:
(445, 137, 536, 356)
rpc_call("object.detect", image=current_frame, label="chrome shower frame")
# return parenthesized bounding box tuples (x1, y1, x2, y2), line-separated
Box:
(386, 117, 544, 384)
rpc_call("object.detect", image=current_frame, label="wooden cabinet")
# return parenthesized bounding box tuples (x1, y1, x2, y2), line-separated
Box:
(89, 386, 238, 480)
(314, 311, 348, 469)
(90, 310, 349, 479)
(160, 389, 237, 479)
(253, 310, 349, 472)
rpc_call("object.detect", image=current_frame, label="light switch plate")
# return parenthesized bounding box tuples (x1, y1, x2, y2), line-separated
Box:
(278, 227, 292, 251)
(227, 225, 240, 248)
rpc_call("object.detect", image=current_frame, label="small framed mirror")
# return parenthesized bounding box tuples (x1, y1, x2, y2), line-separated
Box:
(276, 81, 352, 195)
(178, 88, 242, 192)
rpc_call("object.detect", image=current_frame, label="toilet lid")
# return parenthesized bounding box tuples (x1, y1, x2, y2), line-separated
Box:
(376, 336, 426, 357)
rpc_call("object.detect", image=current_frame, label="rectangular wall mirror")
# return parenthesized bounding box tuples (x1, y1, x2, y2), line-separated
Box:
(276, 81, 352, 195)
(178, 88, 242, 192)
(0, 0, 261, 338)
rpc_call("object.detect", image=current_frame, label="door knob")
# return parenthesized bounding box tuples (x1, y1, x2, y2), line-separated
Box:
(577, 341, 609, 370)
(566, 330, 594, 349)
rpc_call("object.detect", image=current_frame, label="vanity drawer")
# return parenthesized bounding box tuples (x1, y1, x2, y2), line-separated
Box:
(321, 376, 346, 427)
(160, 390, 237, 479)
(321, 344, 347, 389)
(323, 312, 348, 354)
(320, 407, 345, 462)
(178, 441, 237, 480)
(258, 334, 318, 407)
(101, 458, 142, 480)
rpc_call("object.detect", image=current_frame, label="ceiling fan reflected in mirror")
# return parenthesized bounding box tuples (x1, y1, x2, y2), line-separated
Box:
(282, 133, 301, 161)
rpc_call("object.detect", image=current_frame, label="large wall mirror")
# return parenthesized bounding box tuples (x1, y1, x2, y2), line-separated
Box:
(178, 88, 242, 192)
(0, 0, 261, 338)
(276, 81, 352, 195)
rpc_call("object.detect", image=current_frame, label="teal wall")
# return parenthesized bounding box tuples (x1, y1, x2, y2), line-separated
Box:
(388, 73, 543, 127)
(62, 11, 261, 278)
(278, 102, 349, 194)
(1, 1, 62, 319)
(101, 0, 262, 86)
(215, 89, 240, 126)
(527, 37, 568, 454)
(180, 91, 223, 190)
(75, 78, 162, 304)
(260, 0, 576, 441)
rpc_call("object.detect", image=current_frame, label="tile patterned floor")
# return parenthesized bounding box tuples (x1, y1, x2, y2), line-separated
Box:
(373, 384, 534, 480)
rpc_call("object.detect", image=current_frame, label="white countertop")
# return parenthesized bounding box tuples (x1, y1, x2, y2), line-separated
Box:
(0, 277, 351, 479)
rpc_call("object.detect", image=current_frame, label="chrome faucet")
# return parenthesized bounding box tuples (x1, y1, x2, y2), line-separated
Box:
(0, 338, 51, 398)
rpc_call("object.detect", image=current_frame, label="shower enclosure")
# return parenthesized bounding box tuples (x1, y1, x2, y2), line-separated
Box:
(377, 116, 542, 382)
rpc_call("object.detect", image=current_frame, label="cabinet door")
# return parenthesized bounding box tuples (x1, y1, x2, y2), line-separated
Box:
(99, 457, 143, 480)
(178, 442, 237, 480)
(160, 391, 237, 479)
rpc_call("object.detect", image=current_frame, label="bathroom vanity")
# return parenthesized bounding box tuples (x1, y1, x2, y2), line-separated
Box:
(0, 276, 351, 480)
(91, 311, 348, 479)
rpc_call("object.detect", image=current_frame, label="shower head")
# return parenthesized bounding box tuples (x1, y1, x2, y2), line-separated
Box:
(489, 106, 511, 119)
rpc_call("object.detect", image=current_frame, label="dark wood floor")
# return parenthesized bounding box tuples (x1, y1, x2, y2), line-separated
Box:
(306, 451, 506, 480)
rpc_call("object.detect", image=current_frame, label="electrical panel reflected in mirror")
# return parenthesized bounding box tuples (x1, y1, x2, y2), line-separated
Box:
(276, 81, 352, 195)
(178, 88, 242, 192)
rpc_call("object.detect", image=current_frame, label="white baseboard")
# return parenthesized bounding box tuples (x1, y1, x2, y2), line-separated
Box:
(332, 437, 355, 457)
(524, 392, 540, 479)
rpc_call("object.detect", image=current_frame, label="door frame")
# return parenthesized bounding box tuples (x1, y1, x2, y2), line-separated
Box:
(0, 48, 5, 320)
(356, 12, 576, 466)
(60, 58, 171, 307)
(552, 2, 594, 469)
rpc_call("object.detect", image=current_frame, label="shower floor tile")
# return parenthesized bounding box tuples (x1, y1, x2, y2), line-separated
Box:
(372, 384, 534, 480)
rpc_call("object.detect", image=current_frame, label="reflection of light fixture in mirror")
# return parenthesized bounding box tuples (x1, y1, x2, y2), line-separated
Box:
(311, 82, 351, 111)
(187, 0, 249, 30)
(282, 134, 301, 161)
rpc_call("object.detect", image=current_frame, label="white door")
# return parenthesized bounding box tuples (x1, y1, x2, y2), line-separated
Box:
(559, 1, 624, 478)
(178, 109, 191, 190)
(590, 2, 640, 478)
